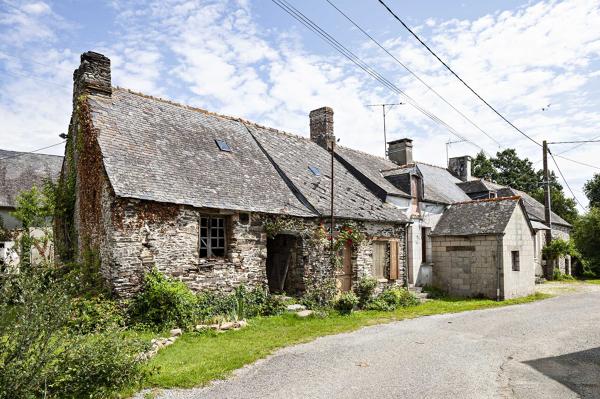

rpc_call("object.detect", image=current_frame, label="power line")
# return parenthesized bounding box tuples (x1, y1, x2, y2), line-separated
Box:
(547, 139, 600, 144)
(0, 141, 66, 161)
(271, 0, 489, 155)
(377, 0, 542, 148)
(325, 0, 503, 149)
(554, 154, 600, 171)
(548, 150, 587, 211)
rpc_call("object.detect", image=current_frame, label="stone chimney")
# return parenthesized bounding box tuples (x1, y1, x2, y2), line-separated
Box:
(448, 155, 472, 182)
(73, 51, 111, 104)
(388, 138, 413, 166)
(309, 107, 335, 150)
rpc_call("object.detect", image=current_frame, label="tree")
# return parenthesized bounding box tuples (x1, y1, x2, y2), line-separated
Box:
(531, 187, 579, 225)
(583, 173, 600, 208)
(10, 183, 56, 270)
(573, 208, 600, 276)
(490, 149, 540, 192)
(471, 151, 497, 181)
(471, 149, 578, 224)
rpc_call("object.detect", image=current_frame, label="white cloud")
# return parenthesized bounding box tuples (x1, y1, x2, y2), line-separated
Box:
(1, 0, 599, 210)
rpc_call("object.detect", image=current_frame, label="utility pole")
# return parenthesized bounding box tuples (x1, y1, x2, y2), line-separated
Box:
(542, 140, 553, 279)
(330, 138, 335, 267)
(367, 103, 404, 157)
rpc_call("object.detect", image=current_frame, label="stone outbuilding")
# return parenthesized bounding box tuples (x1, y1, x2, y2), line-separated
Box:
(457, 179, 572, 278)
(56, 51, 409, 298)
(431, 196, 535, 300)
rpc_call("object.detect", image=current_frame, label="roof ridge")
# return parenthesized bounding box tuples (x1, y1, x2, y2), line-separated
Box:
(453, 195, 521, 205)
(336, 144, 394, 163)
(112, 87, 315, 143)
(0, 149, 63, 159)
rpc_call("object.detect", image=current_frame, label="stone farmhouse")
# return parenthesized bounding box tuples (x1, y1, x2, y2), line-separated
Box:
(56, 51, 565, 300)
(57, 52, 409, 298)
(0, 149, 62, 268)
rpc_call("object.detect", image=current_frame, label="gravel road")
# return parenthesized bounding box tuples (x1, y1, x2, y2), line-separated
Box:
(141, 284, 600, 399)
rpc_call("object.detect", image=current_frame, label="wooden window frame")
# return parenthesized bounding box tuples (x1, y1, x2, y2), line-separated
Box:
(372, 239, 399, 281)
(511, 250, 520, 271)
(200, 216, 227, 258)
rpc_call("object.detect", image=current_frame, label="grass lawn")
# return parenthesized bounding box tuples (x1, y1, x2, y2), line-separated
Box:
(138, 292, 550, 390)
(584, 279, 600, 285)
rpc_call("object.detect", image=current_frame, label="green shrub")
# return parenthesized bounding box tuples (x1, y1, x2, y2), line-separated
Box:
(366, 288, 418, 311)
(196, 285, 287, 322)
(196, 291, 236, 322)
(364, 298, 394, 311)
(68, 296, 125, 334)
(422, 285, 446, 299)
(260, 294, 287, 316)
(301, 278, 337, 309)
(333, 291, 358, 315)
(355, 277, 377, 309)
(0, 270, 148, 399)
(46, 332, 149, 398)
(128, 269, 198, 328)
(553, 268, 575, 281)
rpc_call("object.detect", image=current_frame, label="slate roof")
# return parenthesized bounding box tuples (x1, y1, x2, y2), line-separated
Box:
(381, 163, 472, 204)
(248, 126, 408, 222)
(0, 150, 63, 208)
(431, 197, 524, 236)
(457, 178, 504, 194)
(497, 187, 571, 228)
(88, 89, 314, 217)
(334, 146, 410, 199)
(87, 89, 407, 222)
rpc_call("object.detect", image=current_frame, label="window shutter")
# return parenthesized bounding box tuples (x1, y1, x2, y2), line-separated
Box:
(389, 240, 398, 280)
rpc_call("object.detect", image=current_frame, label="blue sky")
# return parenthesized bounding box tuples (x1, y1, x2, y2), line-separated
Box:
(1, 0, 599, 210)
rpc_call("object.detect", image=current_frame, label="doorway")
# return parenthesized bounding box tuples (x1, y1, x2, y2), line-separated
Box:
(266, 234, 298, 294)
(336, 241, 353, 292)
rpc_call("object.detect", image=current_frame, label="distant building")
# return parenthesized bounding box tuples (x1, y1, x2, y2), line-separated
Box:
(0, 149, 62, 268)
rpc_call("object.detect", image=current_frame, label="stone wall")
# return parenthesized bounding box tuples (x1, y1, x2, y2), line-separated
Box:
(501, 206, 535, 299)
(432, 235, 500, 298)
(95, 187, 406, 298)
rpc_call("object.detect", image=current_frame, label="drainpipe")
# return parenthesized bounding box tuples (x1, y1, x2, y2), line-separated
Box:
(496, 234, 504, 301)
(404, 221, 413, 288)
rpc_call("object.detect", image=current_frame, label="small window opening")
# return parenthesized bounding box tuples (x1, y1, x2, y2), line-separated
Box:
(215, 139, 232, 152)
(511, 251, 520, 271)
(200, 216, 226, 258)
(308, 166, 321, 176)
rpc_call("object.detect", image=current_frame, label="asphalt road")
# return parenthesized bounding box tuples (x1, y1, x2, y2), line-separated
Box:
(148, 285, 600, 399)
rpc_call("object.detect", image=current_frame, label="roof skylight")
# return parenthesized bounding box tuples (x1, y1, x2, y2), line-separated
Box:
(215, 139, 232, 152)
(308, 166, 321, 176)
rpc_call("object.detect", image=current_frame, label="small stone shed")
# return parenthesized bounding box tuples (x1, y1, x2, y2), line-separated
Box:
(431, 196, 535, 300)
(56, 51, 409, 298)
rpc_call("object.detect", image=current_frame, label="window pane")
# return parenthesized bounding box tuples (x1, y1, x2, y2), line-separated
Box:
(372, 241, 387, 279)
(201, 217, 208, 227)
(212, 247, 225, 257)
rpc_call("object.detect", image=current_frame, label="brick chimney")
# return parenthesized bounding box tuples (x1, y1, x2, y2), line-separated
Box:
(309, 107, 335, 150)
(448, 155, 472, 182)
(388, 138, 413, 166)
(73, 51, 111, 104)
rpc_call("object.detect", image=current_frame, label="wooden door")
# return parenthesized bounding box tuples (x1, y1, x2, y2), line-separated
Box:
(336, 241, 353, 292)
